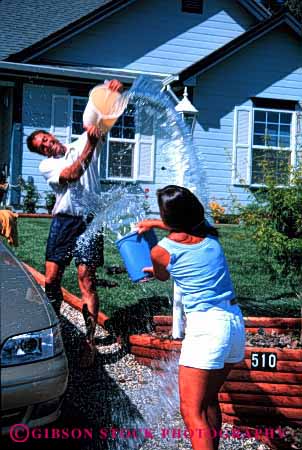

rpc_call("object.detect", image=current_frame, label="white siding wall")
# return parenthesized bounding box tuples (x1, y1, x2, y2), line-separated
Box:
(22, 84, 69, 203)
(193, 27, 302, 210)
(41, 0, 255, 75)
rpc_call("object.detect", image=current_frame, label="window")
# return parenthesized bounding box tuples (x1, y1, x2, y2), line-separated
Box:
(252, 109, 292, 184)
(71, 97, 88, 140)
(182, 0, 203, 14)
(233, 106, 298, 186)
(51, 95, 155, 182)
(106, 104, 155, 182)
(51, 94, 88, 143)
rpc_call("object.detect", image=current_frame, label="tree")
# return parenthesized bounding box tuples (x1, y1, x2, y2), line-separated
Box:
(260, 0, 302, 20)
(286, 0, 302, 20)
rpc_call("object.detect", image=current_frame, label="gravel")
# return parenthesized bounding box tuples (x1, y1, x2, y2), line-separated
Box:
(57, 302, 275, 450)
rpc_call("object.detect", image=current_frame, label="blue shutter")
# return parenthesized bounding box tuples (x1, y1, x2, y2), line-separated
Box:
(51, 95, 70, 143)
(232, 106, 252, 185)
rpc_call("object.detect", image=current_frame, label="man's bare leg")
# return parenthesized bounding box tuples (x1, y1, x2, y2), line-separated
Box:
(45, 261, 65, 314)
(77, 264, 99, 367)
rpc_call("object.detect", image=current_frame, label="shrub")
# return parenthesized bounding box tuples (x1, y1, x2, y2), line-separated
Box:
(18, 177, 40, 213)
(45, 191, 56, 214)
(240, 164, 302, 339)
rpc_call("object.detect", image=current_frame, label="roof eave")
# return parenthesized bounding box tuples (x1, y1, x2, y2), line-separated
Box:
(237, 0, 272, 20)
(0, 61, 170, 84)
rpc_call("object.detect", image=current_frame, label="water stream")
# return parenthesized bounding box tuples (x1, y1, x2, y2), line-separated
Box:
(68, 75, 210, 449)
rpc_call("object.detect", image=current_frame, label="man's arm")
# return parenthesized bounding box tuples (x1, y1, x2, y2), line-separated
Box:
(59, 126, 102, 184)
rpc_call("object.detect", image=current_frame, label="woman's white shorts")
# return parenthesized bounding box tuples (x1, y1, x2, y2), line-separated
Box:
(179, 302, 245, 370)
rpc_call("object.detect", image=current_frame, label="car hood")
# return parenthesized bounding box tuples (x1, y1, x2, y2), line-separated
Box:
(0, 242, 57, 344)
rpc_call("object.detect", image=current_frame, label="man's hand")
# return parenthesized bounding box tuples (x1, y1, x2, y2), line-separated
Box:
(85, 125, 105, 146)
(107, 79, 123, 93)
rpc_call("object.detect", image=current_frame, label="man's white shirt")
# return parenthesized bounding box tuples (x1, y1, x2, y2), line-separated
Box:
(39, 132, 101, 216)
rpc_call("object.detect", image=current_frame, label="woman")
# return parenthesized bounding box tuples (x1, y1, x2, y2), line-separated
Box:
(137, 185, 245, 450)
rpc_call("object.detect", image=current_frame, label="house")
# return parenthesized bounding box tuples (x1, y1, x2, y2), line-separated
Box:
(0, 0, 301, 213)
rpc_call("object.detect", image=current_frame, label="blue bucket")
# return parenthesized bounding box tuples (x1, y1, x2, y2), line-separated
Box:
(115, 229, 158, 282)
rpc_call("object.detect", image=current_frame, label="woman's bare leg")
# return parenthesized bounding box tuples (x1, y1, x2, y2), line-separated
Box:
(179, 364, 233, 450)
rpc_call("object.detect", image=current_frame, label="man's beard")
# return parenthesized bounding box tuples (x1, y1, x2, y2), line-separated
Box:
(52, 141, 66, 158)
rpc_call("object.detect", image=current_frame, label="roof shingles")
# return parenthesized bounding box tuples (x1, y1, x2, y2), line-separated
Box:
(0, 0, 112, 60)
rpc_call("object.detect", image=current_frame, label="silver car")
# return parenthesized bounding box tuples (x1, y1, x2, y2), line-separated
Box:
(0, 241, 68, 435)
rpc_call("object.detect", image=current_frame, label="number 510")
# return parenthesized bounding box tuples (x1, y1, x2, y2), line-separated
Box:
(251, 352, 277, 370)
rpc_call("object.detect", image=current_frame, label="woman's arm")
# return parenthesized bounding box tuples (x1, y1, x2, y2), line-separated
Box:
(137, 219, 171, 234)
(143, 245, 170, 281)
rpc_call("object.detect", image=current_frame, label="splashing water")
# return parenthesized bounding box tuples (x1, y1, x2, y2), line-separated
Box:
(129, 76, 208, 206)
(104, 356, 182, 450)
(68, 76, 210, 449)
(73, 75, 209, 248)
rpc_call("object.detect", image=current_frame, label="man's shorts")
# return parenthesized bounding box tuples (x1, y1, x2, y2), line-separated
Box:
(179, 301, 245, 370)
(46, 214, 104, 268)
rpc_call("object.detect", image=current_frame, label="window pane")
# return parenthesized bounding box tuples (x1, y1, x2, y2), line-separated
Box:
(252, 148, 290, 184)
(72, 97, 87, 136)
(267, 124, 278, 135)
(267, 111, 279, 123)
(254, 110, 266, 122)
(124, 115, 135, 128)
(108, 142, 134, 178)
(124, 127, 135, 139)
(280, 113, 292, 124)
(110, 103, 136, 140)
(279, 134, 290, 147)
(72, 123, 83, 135)
(111, 126, 122, 138)
(266, 133, 278, 147)
(254, 123, 266, 134)
(254, 134, 266, 146)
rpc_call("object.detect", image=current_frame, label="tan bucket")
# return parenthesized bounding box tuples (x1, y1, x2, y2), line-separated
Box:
(83, 82, 128, 133)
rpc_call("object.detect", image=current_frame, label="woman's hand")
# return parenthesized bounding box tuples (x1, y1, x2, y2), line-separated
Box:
(136, 220, 154, 234)
(142, 266, 154, 276)
(136, 219, 170, 234)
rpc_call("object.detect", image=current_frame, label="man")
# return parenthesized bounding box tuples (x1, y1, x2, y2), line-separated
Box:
(27, 79, 122, 367)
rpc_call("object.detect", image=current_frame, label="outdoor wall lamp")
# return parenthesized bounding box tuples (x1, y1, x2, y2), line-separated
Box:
(175, 86, 199, 135)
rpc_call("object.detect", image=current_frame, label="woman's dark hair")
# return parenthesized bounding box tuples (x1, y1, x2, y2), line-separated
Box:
(157, 185, 218, 237)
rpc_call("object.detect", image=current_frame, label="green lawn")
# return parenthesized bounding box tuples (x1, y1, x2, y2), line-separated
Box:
(10, 218, 301, 318)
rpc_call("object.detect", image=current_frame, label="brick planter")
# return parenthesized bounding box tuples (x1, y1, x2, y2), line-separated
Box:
(18, 213, 52, 218)
(153, 315, 301, 335)
(129, 316, 302, 427)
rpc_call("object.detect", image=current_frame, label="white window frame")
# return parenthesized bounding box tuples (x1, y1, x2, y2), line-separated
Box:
(51, 94, 88, 143)
(250, 107, 295, 187)
(106, 134, 139, 182)
(70, 96, 88, 141)
(105, 106, 155, 182)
